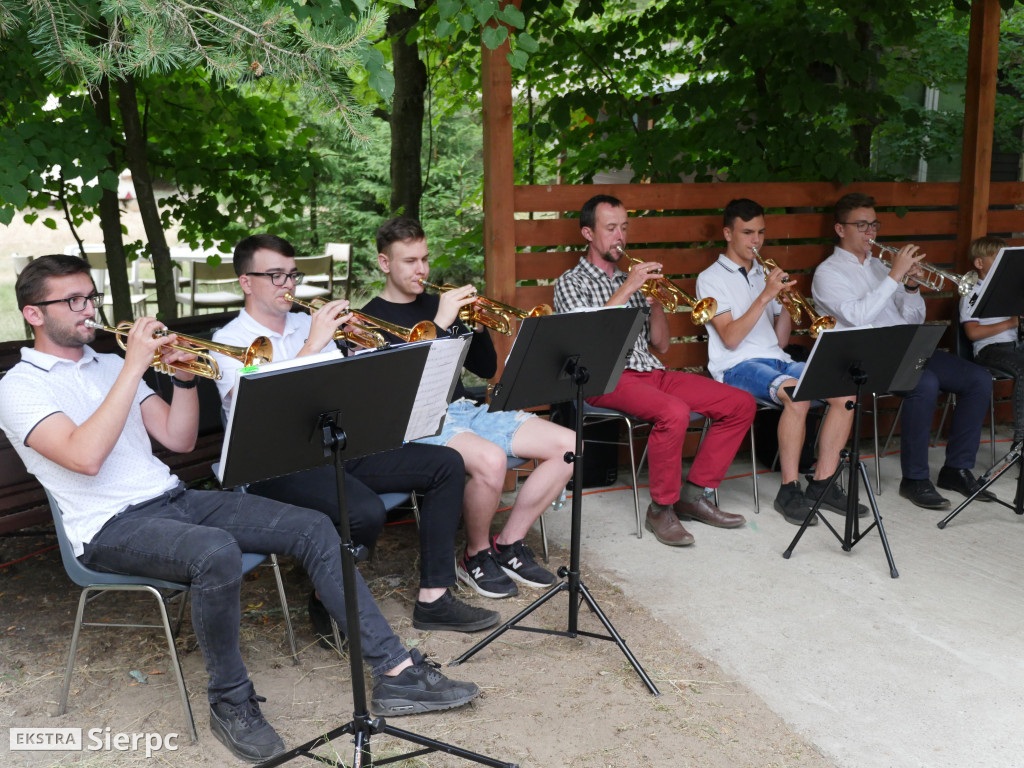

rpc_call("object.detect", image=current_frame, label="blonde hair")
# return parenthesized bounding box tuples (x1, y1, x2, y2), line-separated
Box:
(968, 236, 1006, 263)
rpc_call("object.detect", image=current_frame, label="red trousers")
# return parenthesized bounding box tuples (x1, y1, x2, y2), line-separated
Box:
(588, 369, 756, 505)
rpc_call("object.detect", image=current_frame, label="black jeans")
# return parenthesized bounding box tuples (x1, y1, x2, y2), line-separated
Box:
(82, 484, 410, 706)
(976, 342, 1024, 441)
(249, 444, 464, 588)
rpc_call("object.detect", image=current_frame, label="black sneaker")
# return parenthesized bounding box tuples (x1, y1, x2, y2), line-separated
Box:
(492, 537, 557, 588)
(774, 481, 817, 526)
(370, 656, 480, 717)
(413, 589, 501, 632)
(805, 479, 868, 517)
(308, 591, 344, 651)
(210, 695, 285, 762)
(456, 548, 518, 599)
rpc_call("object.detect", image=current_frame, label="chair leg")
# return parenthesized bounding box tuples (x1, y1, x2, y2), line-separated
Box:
(625, 418, 642, 537)
(269, 554, 298, 665)
(538, 513, 549, 563)
(59, 590, 90, 718)
(151, 588, 198, 743)
(990, 383, 997, 465)
(749, 424, 760, 514)
(873, 393, 882, 495)
(410, 493, 421, 529)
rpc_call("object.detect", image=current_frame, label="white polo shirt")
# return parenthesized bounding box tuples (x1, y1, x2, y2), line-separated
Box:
(211, 309, 334, 418)
(0, 347, 178, 556)
(811, 246, 925, 329)
(960, 277, 1016, 356)
(697, 254, 789, 381)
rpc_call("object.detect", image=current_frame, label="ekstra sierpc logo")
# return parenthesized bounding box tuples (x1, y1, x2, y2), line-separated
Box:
(10, 727, 180, 757)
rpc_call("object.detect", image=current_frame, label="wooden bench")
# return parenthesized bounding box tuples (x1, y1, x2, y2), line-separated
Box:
(0, 313, 237, 535)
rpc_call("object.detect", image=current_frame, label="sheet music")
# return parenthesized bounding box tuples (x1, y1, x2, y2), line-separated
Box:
(404, 335, 472, 442)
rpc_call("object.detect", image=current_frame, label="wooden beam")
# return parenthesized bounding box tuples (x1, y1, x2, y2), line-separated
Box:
(481, 4, 519, 372)
(956, 0, 1001, 269)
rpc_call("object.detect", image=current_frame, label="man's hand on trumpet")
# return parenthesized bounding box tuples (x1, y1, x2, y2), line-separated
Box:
(762, 264, 793, 301)
(306, 298, 354, 353)
(435, 283, 479, 331)
(120, 317, 183, 380)
(887, 244, 927, 289)
(624, 259, 663, 296)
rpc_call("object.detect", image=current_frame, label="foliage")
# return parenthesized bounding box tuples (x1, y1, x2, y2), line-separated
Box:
(512, 0, 1023, 187)
(283, 105, 484, 291)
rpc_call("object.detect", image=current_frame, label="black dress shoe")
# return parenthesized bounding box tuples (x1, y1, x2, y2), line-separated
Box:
(898, 478, 950, 510)
(936, 466, 995, 502)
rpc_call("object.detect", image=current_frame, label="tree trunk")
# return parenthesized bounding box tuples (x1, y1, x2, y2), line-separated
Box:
(90, 77, 133, 324)
(388, 8, 427, 220)
(116, 75, 177, 319)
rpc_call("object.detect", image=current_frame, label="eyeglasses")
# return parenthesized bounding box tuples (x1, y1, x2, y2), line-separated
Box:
(33, 293, 104, 312)
(840, 220, 882, 233)
(245, 271, 305, 286)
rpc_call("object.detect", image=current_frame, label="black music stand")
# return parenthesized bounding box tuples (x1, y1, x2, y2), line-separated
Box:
(782, 324, 944, 578)
(450, 307, 662, 695)
(218, 347, 516, 768)
(940, 246, 1024, 528)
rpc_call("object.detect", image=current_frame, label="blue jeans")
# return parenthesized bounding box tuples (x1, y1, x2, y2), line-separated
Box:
(417, 398, 534, 456)
(723, 358, 806, 404)
(81, 483, 410, 705)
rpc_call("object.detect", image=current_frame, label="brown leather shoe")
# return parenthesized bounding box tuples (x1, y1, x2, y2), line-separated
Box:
(674, 496, 746, 529)
(644, 504, 694, 547)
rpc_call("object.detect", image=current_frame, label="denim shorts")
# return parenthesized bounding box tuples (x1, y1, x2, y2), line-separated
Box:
(723, 358, 806, 405)
(416, 398, 535, 456)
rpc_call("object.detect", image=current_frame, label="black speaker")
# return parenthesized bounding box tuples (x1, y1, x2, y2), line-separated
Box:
(551, 403, 620, 490)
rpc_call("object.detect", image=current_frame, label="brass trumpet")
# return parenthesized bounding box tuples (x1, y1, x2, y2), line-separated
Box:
(615, 247, 717, 325)
(418, 280, 553, 336)
(752, 247, 836, 338)
(869, 239, 979, 297)
(284, 293, 436, 348)
(83, 319, 273, 380)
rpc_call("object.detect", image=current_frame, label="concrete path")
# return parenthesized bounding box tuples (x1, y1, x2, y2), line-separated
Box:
(538, 441, 1024, 768)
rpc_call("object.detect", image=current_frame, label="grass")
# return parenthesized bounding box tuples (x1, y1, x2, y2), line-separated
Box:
(0, 273, 27, 343)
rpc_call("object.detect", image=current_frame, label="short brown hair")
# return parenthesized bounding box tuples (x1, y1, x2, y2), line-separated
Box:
(968, 236, 1007, 262)
(376, 217, 426, 256)
(232, 234, 296, 276)
(834, 193, 876, 225)
(15, 254, 93, 310)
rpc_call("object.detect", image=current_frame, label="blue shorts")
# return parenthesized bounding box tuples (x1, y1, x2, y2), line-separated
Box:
(723, 358, 805, 405)
(415, 398, 535, 457)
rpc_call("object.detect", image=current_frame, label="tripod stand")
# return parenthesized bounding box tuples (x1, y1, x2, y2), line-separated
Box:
(783, 367, 898, 578)
(259, 418, 516, 768)
(450, 307, 658, 695)
(780, 324, 943, 578)
(938, 440, 1024, 528)
(218, 348, 515, 768)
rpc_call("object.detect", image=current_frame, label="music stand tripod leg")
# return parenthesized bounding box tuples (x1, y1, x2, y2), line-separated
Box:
(937, 440, 1024, 528)
(450, 366, 661, 696)
(257, 418, 517, 768)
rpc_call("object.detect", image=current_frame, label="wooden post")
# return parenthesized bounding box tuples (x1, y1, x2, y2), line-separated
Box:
(481, 5, 519, 374)
(956, 0, 1001, 269)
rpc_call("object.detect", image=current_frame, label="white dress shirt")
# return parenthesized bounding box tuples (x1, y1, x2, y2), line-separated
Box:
(697, 254, 789, 381)
(811, 246, 925, 329)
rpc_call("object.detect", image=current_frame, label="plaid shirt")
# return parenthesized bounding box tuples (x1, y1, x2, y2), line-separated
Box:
(554, 255, 664, 373)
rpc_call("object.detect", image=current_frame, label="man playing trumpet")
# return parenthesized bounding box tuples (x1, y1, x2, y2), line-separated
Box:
(0, 255, 481, 762)
(697, 198, 859, 525)
(212, 234, 499, 638)
(812, 192, 992, 509)
(363, 217, 574, 599)
(553, 194, 755, 547)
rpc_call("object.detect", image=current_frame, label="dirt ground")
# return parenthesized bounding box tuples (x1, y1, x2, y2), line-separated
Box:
(0, 508, 836, 768)
(1, 211, 834, 766)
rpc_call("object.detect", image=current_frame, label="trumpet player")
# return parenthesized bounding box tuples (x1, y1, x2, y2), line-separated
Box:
(812, 193, 993, 509)
(364, 217, 573, 599)
(0, 254, 481, 762)
(697, 199, 860, 525)
(213, 234, 500, 637)
(554, 194, 754, 547)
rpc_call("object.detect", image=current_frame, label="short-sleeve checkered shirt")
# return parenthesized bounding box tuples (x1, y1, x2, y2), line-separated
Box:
(554, 255, 664, 373)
